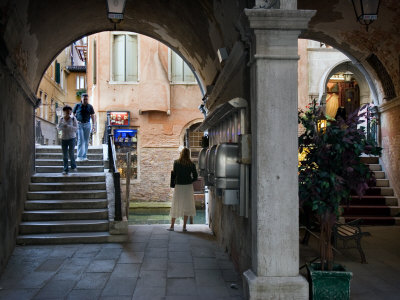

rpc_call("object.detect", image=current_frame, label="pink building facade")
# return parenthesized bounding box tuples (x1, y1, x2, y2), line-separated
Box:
(86, 32, 203, 202)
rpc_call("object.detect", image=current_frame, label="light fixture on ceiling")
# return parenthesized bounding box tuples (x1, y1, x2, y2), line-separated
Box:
(351, 0, 380, 32)
(106, 0, 127, 24)
(343, 71, 353, 82)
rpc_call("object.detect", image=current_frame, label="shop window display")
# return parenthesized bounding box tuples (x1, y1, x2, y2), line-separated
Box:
(114, 129, 138, 179)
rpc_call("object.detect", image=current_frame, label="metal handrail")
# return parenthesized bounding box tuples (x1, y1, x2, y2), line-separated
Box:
(107, 124, 122, 221)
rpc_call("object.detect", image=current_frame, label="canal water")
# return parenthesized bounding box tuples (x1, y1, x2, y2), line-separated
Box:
(128, 208, 206, 225)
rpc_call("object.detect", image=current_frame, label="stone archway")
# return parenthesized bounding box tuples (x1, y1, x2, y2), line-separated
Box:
(178, 118, 204, 147)
(318, 59, 376, 107)
(3, 2, 400, 299)
(0, 0, 250, 275)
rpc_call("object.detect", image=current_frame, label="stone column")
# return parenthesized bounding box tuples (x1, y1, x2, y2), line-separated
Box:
(244, 7, 315, 300)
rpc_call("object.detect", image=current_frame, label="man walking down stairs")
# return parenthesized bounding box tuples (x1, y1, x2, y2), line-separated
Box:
(342, 156, 400, 225)
(17, 146, 112, 244)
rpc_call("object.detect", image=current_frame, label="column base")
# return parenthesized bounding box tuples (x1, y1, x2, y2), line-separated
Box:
(243, 269, 309, 300)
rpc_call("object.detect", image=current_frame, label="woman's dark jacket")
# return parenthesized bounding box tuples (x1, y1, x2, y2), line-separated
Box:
(173, 160, 198, 185)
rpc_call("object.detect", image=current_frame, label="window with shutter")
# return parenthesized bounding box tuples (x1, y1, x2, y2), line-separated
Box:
(170, 51, 196, 84)
(113, 34, 125, 81)
(80, 76, 85, 89)
(93, 40, 97, 85)
(55, 62, 60, 84)
(125, 34, 138, 82)
(112, 33, 139, 82)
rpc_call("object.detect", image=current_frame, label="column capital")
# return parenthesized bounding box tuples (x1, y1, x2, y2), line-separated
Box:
(244, 9, 316, 31)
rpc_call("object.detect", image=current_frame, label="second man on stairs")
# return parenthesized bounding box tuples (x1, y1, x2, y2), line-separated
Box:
(73, 93, 96, 161)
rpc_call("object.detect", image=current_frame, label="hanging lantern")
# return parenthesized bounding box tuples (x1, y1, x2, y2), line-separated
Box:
(351, 0, 380, 31)
(106, 0, 127, 23)
(343, 71, 353, 82)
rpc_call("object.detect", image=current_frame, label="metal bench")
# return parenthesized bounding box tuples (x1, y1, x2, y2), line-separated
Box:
(333, 219, 369, 263)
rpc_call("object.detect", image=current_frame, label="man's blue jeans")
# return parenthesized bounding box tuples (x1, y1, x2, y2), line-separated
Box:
(62, 138, 76, 172)
(77, 122, 91, 160)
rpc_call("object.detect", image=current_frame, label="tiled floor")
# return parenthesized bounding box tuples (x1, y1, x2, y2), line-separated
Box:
(0, 225, 244, 300)
(2, 224, 400, 299)
(300, 226, 400, 300)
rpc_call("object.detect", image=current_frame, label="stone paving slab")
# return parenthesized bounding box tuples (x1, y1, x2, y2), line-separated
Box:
(0, 225, 244, 299)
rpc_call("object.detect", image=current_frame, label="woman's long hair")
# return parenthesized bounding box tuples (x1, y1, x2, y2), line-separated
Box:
(178, 147, 192, 166)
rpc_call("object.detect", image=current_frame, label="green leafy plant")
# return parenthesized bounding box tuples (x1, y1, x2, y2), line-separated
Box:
(298, 100, 381, 270)
(76, 88, 87, 98)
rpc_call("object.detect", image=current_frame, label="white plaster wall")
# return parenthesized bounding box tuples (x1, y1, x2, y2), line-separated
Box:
(307, 41, 348, 96)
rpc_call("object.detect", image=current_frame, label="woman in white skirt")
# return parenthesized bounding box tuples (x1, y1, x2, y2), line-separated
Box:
(168, 148, 198, 232)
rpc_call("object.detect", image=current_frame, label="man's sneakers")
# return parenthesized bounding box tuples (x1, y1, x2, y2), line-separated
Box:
(76, 157, 89, 162)
(70, 168, 77, 172)
(62, 171, 68, 175)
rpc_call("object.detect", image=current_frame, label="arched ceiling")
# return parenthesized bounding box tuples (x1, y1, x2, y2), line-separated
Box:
(1, 0, 399, 103)
(0, 0, 251, 92)
(299, 0, 400, 100)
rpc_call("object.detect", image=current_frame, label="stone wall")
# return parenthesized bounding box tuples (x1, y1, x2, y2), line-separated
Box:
(128, 147, 178, 202)
(208, 189, 252, 272)
(36, 117, 58, 145)
(380, 99, 400, 198)
(0, 64, 35, 274)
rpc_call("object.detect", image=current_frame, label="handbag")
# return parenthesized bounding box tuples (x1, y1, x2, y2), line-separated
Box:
(170, 170, 176, 188)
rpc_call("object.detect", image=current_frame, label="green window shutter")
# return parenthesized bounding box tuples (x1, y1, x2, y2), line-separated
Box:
(55, 62, 60, 84)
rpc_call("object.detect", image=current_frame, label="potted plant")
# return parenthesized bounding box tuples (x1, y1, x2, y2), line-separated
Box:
(298, 100, 381, 299)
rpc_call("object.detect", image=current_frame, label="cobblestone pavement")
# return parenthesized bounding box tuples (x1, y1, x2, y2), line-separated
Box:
(0, 225, 244, 300)
(300, 226, 400, 300)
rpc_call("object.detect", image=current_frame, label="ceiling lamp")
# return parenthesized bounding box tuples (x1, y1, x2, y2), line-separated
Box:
(106, 0, 127, 23)
(351, 0, 380, 31)
(343, 71, 353, 82)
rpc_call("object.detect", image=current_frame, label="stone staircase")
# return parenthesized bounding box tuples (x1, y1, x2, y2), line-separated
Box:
(342, 156, 400, 225)
(17, 146, 112, 245)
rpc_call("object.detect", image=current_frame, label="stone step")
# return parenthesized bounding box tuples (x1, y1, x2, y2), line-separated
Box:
(32, 173, 105, 183)
(29, 182, 106, 191)
(36, 166, 104, 173)
(366, 187, 394, 196)
(360, 156, 379, 164)
(19, 220, 109, 234)
(16, 231, 112, 245)
(25, 199, 108, 210)
(36, 153, 103, 160)
(342, 205, 393, 216)
(369, 164, 382, 171)
(22, 209, 108, 221)
(349, 196, 398, 206)
(375, 179, 390, 187)
(35, 159, 104, 166)
(27, 190, 107, 200)
(36, 146, 103, 154)
(373, 171, 385, 179)
(344, 216, 397, 226)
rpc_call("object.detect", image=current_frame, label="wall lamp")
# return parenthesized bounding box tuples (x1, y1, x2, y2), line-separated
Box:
(351, 0, 380, 31)
(106, 0, 127, 24)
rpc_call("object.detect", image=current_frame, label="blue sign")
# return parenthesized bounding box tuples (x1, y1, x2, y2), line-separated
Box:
(114, 129, 137, 144)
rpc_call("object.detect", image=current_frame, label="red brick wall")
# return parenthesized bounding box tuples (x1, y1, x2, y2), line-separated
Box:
(380, 101, 400, 198)
(128, 147, 177, 202)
